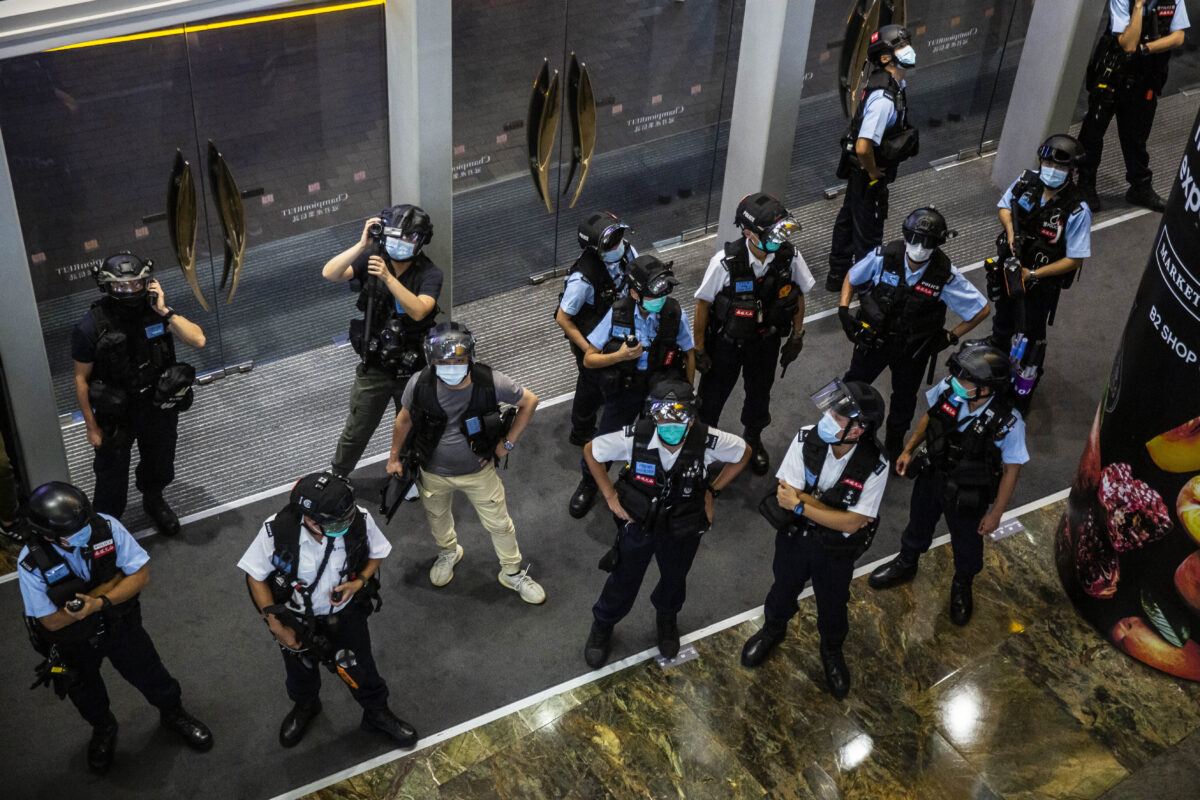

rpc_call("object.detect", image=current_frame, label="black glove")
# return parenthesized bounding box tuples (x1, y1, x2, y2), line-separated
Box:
(838, 306, 858, 342)
(779, 331, 805, 376)
(694, 350, 713, 375)
(935, 330, 958, 354)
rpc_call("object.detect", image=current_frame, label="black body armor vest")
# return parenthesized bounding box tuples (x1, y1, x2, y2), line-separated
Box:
(1006, 170, 1085, 290)
(407, 363, 507, 463)
(1120, 1, 1177, 89)
(560, 248, 625, 339)
(709, 240, 801, 340)
(615, 419, 714, 538)
(601, 296, 686, 391)
(87, 300, 192, 416)
(844, 70, 916, 168)
(350, 253, 438, 376)
(265, 504, 372, 607)
(857, 242, 953, 347)
(924, 388, 1018, 518)
(794, 427, 885, 556)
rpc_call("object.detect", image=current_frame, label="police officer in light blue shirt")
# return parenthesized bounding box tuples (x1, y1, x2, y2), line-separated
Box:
(17, 481, 211, 773)
(556, 212, 638, 446)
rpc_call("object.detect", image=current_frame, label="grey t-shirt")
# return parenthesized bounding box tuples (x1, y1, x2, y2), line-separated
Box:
(401, 367, 525, 476)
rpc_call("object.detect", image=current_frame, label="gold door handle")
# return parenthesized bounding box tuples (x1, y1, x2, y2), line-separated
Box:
(167, 149, 209, 311)
(563, 52, 597, 209)
(526, 58, 561, 212)
(839, 0, 880, 119)
(206, 140, 247, 304)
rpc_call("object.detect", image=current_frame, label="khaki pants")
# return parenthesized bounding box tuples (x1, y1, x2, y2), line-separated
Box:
(417, 464, 522, 571)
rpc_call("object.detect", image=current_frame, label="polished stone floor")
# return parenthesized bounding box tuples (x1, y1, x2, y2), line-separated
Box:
(302, 501, 1200, 800)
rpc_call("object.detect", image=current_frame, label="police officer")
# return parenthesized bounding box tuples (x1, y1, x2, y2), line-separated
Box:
(1078, 0, 1191, 212)
(556, 212, 636, 446)
(838, 208, 990, 460)
(18, 481, 212, 773)
(987, 135, 1092, 412)
(322, 205, 443, 478)
(582, 379, 749, 668)
(239, 472, 418, 748)
(693, 192, 815, 475)
(72, 252, 206, 535)
(741, 380, 889, 699)
(568, 255, 696, 518)
(868, 343, 1028, 626)
(386, 322, 546, 603)
(827, 24, 920, 291)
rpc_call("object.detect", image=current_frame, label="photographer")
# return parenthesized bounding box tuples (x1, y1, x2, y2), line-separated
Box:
(72, 252, 205, 535)
(322, 205, 442, 479)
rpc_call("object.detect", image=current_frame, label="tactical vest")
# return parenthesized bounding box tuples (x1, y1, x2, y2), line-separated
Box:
(857, 241, 953, 346)
(1008, 170, 1085, 290)
(924, 387, 1017, 518)
(560, 248, 625, 339)
(796, 427, 884, 555)
(1117, 1, 1177, 89)
(87, 299, 190, 416)
(616, 418, 713, 538)
(710, 240, 801, 340)
(265, 504, 372, 609)
(846, 70, 915, 168)
(351, 253, 438, 375)
(601, 295, 685, 390)
(407, 363, 507, 464)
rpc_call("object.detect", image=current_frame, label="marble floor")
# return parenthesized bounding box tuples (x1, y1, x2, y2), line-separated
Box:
(302, 501, 1200, 800)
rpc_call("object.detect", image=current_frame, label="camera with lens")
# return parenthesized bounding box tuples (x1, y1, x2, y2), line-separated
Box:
(65, 598, 85, 613)
(624, 333, 638, 348)
(367, 220, 385, 241)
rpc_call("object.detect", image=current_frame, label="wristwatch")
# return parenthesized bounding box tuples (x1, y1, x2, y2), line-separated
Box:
(946, 331, 959, 346)
(793, 501, 805, 517)
(100, 595, 113, 612)
(502, 439, 515, 452)
(161, 307, 177, 324)
(706, 485, 721, 498)
(1139, 42, 1151, 58)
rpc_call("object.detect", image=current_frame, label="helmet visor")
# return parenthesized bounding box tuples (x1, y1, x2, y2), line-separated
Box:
(902, 228, 941, 249)
(425, 329, 473, 362)
(314, 502, 356, 535)
(598, 221, 629, 251)
(108, 278, 148, 294)
(649, 399, 693, 425)
(761, 216, 799, 246)
(383, 227, 421, 243)
(1038, 144, 1075, 166)
(811, 378, 862, 420)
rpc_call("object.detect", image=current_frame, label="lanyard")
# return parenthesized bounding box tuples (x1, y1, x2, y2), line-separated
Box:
(297, 535, 336, 620)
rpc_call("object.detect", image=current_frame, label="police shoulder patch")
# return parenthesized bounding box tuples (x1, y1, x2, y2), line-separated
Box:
(19, 557, 37, 573)
(623, 424, 636, 436)
(873, 457, 888, 475)
(706, 433, 719, 449)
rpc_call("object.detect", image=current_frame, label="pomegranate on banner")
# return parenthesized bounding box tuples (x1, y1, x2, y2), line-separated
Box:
(1055, 107, 1200, 681)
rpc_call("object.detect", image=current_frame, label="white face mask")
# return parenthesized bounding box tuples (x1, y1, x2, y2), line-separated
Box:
(893, 45, 916, 67)
(1040, 165, 1068, 188)
(435, 364, 469, 385)
(905, 242, 934, 264)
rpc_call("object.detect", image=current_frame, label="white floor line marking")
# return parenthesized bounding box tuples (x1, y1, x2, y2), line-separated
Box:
(269, 485, 1072, 800)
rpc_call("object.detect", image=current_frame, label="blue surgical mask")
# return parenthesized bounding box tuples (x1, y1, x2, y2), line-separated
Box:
(950, 377, 973, 400)
(759, 238, 782, 253)
(657, 423, 688, 445)
(385, 238, 416, 261)
(601, 244, 625, 264)
(894, 45, 916, 67)
(817, 412, 845, 444)
(1040, 165, 1068, 188)
(640, 296, 667, 313)
(436, 364, 469, 385)
(63, 525, 92, 548)
(323, 522, 351, 538)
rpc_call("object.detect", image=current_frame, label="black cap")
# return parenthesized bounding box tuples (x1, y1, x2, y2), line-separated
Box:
(843, 381, 885, 430)
(27, 482, 92, 537)
(947, 341, 1012, 390)
(290, 472, 355, 526)
(734, 192, 789, 238)
(902, 207, 953, 247)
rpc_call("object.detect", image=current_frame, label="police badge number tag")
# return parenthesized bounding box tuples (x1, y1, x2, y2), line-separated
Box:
(465, 417, 483, 435)
(612, 326, 631, 338)
(91, 539, 115, 558)
(734, 280, 754, 293)
(634, 461, 656, 485)
(145, 323, 166, 339)
(881, 271, 899, 287)
(44, 563, 70, 582)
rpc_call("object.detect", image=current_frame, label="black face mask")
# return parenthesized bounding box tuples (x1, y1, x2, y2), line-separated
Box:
(104, 290, 148, 311)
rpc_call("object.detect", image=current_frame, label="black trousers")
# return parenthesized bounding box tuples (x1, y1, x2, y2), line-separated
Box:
(899, 470, 985, 579)
(592, 521, 703, 628)
(580, 383, 647, 478)
(280, 602, 389, 712)
(762, 525, 857, 653)
(63, 604, 183, 729)
(570, 355, 608, 439)
(828, 166, 892, 285)
(92, 406, 179, 519)
(1078, 85, 1157, 189)
(697, 331, 780, 434)
(844, 340, 928, 440)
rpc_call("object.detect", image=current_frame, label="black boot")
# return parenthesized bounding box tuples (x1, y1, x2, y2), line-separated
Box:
(142, 493, 180, 537)
(569, 474, 599, 519)
(584, 621, 613, 668)
(160, 706, 213, 751)
(744, 430, 770, 476)
(821, 648, 851, 699)
(868, 551, 919, 590)
(740, 620, 787, 668)
(656, 611, 680, 659)
(361, 707, 419, 747)
(279, 699, 322, 748)
(88, 712, 118, 773)
(1126, 183, 1165, 212)
(949, 575, 974, 626)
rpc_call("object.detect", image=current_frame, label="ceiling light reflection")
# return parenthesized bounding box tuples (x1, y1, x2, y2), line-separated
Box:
(836, 732, 873, 770)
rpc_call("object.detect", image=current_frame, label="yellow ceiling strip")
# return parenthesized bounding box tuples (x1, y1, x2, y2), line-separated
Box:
(48, 0, 384, 51)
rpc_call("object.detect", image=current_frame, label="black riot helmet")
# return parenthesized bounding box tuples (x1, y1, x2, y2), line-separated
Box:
(734, 192, 799, 250)
(812, 379, 885, 435)
(26, 482, 92, 539)
(423, 321, 475, 364)
(381, 204, 434, 254)
(947, 341, 1012, 397)
(901, 207, 954, 249)
(1037, 134, 1083, 169)
(645, 377, 697, 422)
(626, 254, 677, 299)
(94, 251, 154, 306)
(577, 211, 630, 252)
(868, 24, 914, 66)
(290, 471, 357, 535)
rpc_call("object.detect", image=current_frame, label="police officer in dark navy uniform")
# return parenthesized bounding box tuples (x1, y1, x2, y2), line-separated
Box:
(1078, 0, 1191, 212)
(869, 342, 1029, 626)
(556, 212, 636, 446)
(18, 481, 212, 773)
(827, 24, 920, 291)
(322, 205, 443, 478)
(693, 192, 815, 476)
(568, 255, 696, 518)
(987, 135, 1092, 413)
(71, 252, 206, 535)
(838, 208, 990, 460)
(741, 380, 889, 699)
(582, 379, 749, 668)
(239, 472, 418, 748)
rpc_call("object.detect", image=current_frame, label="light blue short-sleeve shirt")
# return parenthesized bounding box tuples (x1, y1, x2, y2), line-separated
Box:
(998, 179, 1093, 259)
(586, 305, 695, 371)
(847, 251, 988, 321)
(924, 379, 1030, 465)
(858, 88, 900, 145)
(1110, 0, 1189, 34)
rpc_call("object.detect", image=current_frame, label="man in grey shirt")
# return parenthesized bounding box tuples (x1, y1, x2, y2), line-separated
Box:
(386, 322, 545, 603)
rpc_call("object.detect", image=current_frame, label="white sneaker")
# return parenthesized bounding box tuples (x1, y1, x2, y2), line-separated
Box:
(498, 566, 546, 604)
(430, 545, 463, 587)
